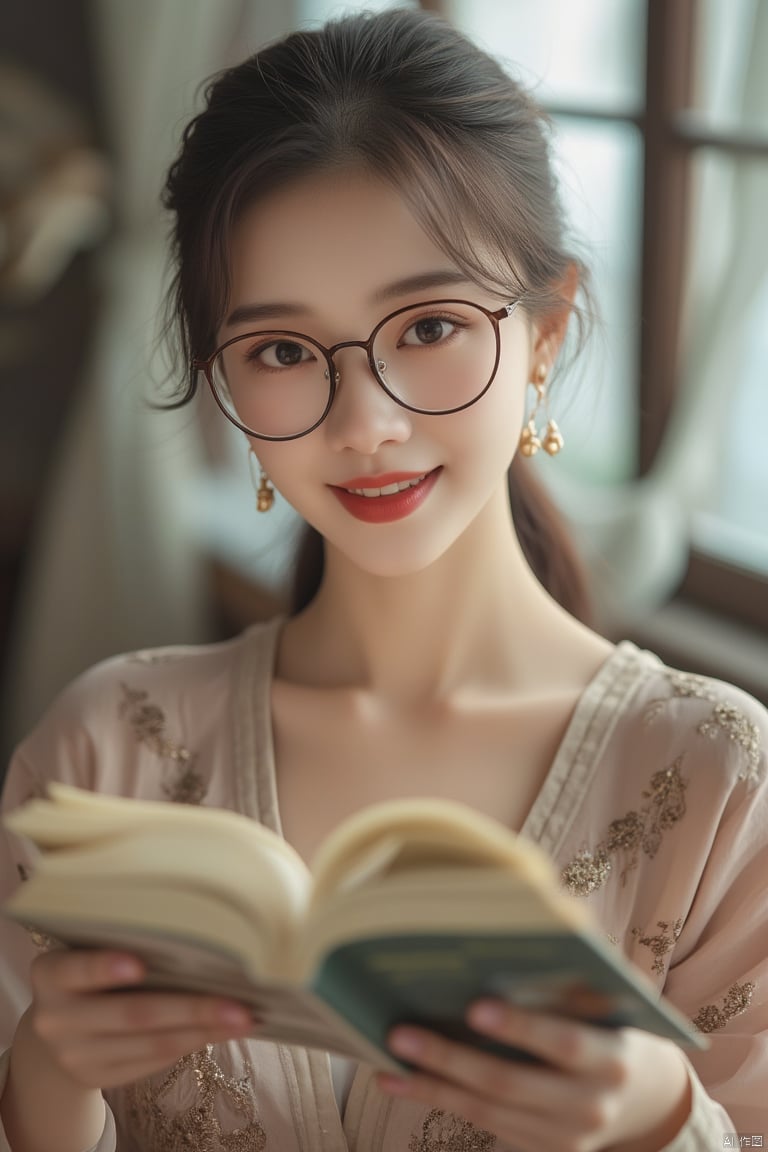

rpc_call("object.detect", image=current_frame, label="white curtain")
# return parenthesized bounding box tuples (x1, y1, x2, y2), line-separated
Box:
(546, 0, 768, 625)
(4, 0, 298, 746)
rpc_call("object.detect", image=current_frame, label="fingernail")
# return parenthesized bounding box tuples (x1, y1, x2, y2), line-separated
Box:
(378, 1073, 412, 1095)
(111, 957, 142, 980)
(218, 1004, 251, 1028)
(389, 1028, 423, 1057)
(469, 1001, 505, 1030)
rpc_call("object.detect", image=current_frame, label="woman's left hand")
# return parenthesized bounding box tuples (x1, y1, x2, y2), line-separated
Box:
(377, 1000, 692, 1152)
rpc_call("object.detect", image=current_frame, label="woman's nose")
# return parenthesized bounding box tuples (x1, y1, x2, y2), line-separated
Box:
(323, 347, 412, 455)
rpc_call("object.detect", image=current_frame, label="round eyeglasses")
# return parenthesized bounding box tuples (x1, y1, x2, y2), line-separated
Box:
(193, 297, 522, 441)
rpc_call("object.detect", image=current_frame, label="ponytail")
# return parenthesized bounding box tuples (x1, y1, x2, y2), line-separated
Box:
(506, 459, 592, 624)
(289, 525, 325, 616)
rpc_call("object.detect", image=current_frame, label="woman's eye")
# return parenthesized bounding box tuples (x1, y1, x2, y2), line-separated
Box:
(247, 340, 312, 368)
(401, 317, 455, 346)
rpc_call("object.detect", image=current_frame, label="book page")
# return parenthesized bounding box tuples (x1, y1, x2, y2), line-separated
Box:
(5, 786, 313, 971)
(308, 796, 557, 911)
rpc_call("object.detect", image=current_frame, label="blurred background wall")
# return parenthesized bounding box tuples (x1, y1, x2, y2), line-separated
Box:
(1, 0, 767, 767)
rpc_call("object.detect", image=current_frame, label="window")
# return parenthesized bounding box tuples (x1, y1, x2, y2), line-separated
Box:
(435, 0, 768, 635)
(678, 0, 768, 621)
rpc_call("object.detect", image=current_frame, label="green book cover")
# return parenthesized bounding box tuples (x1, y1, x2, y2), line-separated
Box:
(311, 931, 705, 1066)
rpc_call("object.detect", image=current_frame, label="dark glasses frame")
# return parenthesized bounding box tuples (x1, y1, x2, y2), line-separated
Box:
(192, 297, 523, 442)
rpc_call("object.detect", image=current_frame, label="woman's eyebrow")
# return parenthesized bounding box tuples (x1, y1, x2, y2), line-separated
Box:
(225, 301, 306, 327)
(224, 270, 473, 328)
(371, 269, 473, 302)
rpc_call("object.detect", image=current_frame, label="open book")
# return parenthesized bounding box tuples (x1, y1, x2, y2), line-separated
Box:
(3, 785, 706, 1072)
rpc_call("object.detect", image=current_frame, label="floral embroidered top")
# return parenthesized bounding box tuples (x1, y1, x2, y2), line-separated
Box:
(0, 617, 766, 1152)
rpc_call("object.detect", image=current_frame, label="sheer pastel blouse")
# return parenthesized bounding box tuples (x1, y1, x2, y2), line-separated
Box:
(1, 618, 766, 1151)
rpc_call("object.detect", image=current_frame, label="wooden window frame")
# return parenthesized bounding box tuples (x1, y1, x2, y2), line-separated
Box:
(421, 0, 768, 633)
(641, 1, 768, 632)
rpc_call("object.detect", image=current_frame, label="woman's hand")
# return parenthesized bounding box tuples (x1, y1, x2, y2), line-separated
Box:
(28, 947, 255, 1089)
(2, 949, 256, 1152)
(378, 1000, 693, 1152)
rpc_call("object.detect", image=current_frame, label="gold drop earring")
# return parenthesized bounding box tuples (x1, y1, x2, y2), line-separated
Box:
(248, 449, 275, 512)
(518, 362, 564, 457)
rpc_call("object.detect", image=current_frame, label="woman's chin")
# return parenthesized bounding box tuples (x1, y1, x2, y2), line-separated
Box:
(323, 528, 466, 583)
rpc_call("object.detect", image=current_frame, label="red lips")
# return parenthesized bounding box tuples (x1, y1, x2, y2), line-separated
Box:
(330, 468, 441, 523)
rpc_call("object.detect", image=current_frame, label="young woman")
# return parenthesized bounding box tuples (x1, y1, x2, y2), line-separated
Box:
(0, 9, 765, 1152)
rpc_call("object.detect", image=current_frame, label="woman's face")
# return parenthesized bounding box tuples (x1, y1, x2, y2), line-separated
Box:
(222, 168, 543, 578)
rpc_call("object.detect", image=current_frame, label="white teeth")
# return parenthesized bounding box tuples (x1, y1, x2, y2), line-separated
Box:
(346, 473, 428, 497)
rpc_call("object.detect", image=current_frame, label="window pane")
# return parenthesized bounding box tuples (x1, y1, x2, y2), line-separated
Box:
(446, 0, 646, 110)
(683, 152, 768, 575)
(691, 0, 768, 135)
(548, 120, 642, 485)
(298, 0, 415, 23)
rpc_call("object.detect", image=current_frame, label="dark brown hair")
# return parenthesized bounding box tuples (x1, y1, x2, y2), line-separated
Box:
(162, 7, 593, 621)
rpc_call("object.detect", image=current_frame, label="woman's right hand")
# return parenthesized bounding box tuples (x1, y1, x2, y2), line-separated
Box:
(28, 947, 255, 1090)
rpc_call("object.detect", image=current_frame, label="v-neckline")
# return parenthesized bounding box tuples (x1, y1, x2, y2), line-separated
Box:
(231, 616, 657, 1148)
(237, 615, 654, 855)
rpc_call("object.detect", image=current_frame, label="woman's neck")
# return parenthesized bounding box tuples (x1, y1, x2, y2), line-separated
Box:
(277, 486, 609, 704)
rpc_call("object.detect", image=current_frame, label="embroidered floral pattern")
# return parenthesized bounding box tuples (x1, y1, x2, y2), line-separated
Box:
(561, 757, 688, 896)
(126, 1045, 268, 1151)
(631, 918, 683, 975)
(24, 926, 59, 951)
(408, 1109, 496, 1151)
(645, 673, 762, 783)
(693, 981, 755, 1033)
(128, 650, 183, 665)
(560, 848, 611, 897)
(119, 683, 207, 804)
(661, 671, 711, 703)
(16, 863, 60, 950)
(699, 704, 761, 782)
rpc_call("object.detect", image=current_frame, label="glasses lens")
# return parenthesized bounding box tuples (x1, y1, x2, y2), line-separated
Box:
(373, 302, 497, 413)
(211, 332, 331, 438)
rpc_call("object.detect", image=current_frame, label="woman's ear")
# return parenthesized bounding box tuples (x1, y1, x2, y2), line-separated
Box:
(531, 262, 580, 371)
